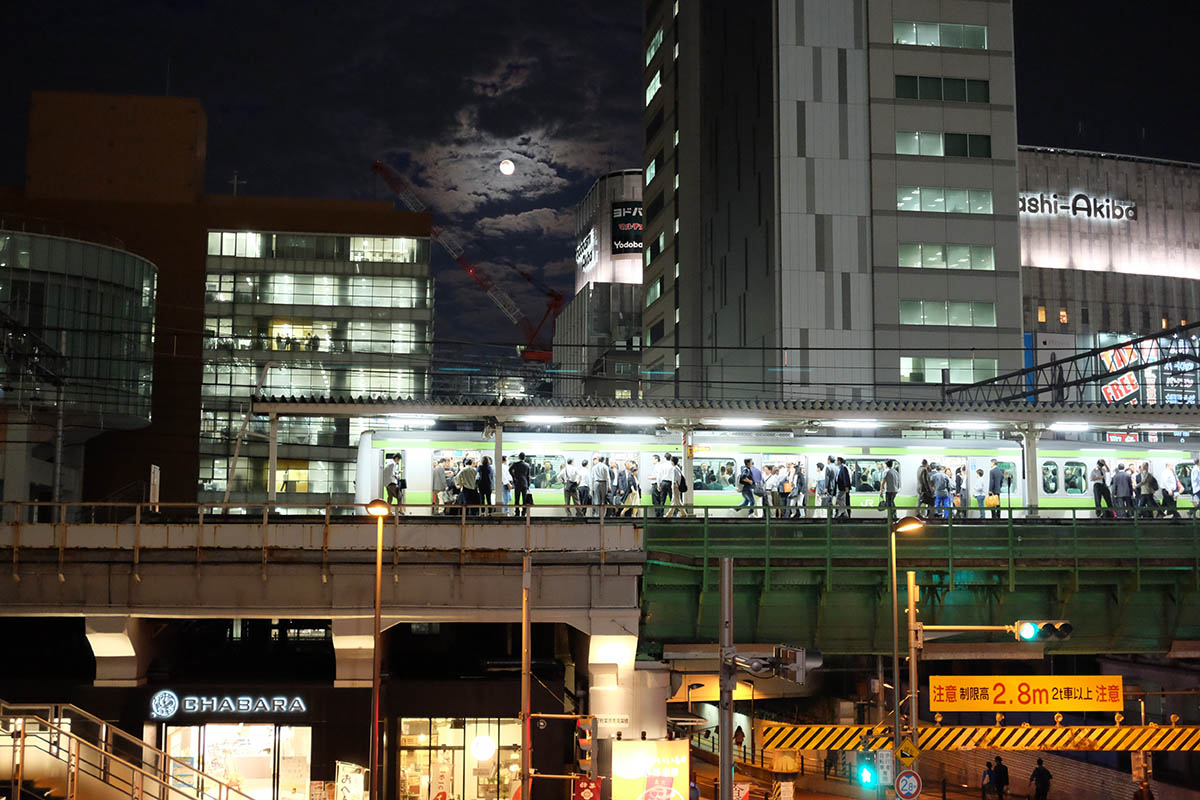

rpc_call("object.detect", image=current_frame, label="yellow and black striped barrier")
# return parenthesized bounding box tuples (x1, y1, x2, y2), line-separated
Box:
(761, 723, 1200, 752)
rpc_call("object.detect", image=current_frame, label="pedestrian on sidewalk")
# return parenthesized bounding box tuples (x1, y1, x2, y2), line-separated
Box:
(1028, 758, 1052, 800)
(992, 755, 1009, 800)
(981, 760, 995, 798)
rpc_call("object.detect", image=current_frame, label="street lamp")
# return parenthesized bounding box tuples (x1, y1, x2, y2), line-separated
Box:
(366, 498, 389, 800)
(889, 515, 924, 752)
(686, 682, 704, 714)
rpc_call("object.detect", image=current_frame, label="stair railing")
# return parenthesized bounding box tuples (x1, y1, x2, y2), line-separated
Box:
(1, 708, 252, 800)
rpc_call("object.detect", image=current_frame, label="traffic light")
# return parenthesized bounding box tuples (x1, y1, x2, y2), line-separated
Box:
(855, 751, 877, 787)
(575, 717, 593, 774)
(1014, 620, 1073, 642)
(774, 645, 823, 685)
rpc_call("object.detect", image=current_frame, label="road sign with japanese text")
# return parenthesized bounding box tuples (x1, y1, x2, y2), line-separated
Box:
(929, 675, 1123, 713)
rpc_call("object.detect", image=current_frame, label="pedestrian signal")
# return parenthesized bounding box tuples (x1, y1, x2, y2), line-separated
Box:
(855, 751, 877, 787)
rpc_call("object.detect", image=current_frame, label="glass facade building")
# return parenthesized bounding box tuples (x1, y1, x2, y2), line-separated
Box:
(199, 229, 432, 504)
(0, 229, 156, 424)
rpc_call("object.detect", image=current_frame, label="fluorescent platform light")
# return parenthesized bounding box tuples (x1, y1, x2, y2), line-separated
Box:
(604, 417, 663, 426)
(1049, 422, 1089, 432)
(706, 418, 767, 428)
(949, 421, 993, 430)
(522, 414, 571, 423)
(389, 415, 435, 427)
(828, 419, 881, 428)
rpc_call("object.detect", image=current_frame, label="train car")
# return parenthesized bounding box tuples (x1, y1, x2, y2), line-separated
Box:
(355, 429, 1196, 517)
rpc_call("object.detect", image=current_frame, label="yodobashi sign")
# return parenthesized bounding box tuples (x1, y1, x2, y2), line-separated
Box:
(150, 689, 308, 719)
(611, 202, 643, 255)
(1019, 192, 1137, 221)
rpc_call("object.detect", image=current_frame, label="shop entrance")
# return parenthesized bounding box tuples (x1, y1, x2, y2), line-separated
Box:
(165, 723, 312, 800)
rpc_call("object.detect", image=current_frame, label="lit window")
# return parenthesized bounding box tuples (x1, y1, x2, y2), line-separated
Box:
(1163, 317, 1169, 329)
(674, 174, 679, 189)
(646, 27, 663, 65)
(1059, 308, 1069, 324)
(1037, 306, 1047, 323)
(901, 356, 997, 384)
(674, 130, 679, 146)
(893, 21, 988, 49)
(675, 307, 680, 323)
(646, 157, 658, 186)
(896, 187, 993, 215)
(615, 389, 632, 399)
(674, 261, 679, 278)
(674, 42, 678, 59)
(646, 70, 662, 106)
(675, 353, 680, 368)
(646, 277, 663, 307)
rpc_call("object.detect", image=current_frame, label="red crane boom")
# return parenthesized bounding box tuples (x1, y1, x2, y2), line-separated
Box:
(371, 160, 564, 362)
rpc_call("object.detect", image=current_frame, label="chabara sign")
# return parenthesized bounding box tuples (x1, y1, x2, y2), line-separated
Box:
(1019, 192, 1137, 221)
(150, 689, 308, 719)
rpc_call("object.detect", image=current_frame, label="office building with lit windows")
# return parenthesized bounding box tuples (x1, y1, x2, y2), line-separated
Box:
(641, 0, 1023, 400)
(2, 91, 432, 503)
(552, 170, 644, 399)
(200, 224, 432, 505)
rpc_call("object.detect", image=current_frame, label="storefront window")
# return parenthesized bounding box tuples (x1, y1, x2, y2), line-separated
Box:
(399, 719, 520, 800)
(165, 723, 310, 800)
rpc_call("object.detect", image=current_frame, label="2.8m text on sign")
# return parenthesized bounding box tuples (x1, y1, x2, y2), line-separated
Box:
(929, 675, 1123, 713)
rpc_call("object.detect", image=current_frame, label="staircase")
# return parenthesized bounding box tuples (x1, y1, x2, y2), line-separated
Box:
(1, 701, 250, 800)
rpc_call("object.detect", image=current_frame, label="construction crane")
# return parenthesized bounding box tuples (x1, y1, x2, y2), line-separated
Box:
(371, 160, 565, 362)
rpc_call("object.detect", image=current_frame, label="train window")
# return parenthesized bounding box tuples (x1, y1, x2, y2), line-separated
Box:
(527, 455, 568, 489)
(1063, 461, 1087, 494)
(693, 458, 738, 490)
(846, 460, 898, 493)
(1175, 462, 1192, 491)
(995, 461, 1016, 494)
(1041, 461, 1058, 494)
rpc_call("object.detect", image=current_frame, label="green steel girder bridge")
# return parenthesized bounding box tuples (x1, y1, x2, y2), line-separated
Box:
(639, 514, 1200, 656)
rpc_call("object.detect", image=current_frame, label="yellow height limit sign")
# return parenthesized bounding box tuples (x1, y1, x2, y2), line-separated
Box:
(929, 675, 1124, 713)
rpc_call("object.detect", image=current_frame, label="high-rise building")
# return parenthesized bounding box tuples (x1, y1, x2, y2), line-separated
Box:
(641, 0, 1022, 400)
(552, 170, 644, 399)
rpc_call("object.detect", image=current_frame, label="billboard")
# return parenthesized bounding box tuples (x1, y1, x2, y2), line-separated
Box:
(611, 740, 688, 800)
(1097, 332, 1199, 406)
(611, 202, 644, 255)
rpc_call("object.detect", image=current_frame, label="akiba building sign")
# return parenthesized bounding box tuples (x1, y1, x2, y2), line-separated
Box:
(150, 689, 307, 719)
(1019, 192, 1137, 221)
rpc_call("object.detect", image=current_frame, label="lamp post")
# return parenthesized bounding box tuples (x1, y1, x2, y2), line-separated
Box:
(889, 515, 925, 751)
(366, 498, 390, 800)
(686, 682, 704, 714)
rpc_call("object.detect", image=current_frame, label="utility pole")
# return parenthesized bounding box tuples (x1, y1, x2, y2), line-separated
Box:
(719, 558, 735, 800)
(907, 571, 920, 750)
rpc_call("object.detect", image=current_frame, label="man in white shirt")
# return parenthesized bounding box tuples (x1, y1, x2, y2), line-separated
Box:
(764, 466, 781, 517)
(591, 457, 611, 517)
(1160, 461, 1182, 519)
(1191, 459, 1200, 518)
(558, 459, 582, 517)
(656, 454, 677, 513)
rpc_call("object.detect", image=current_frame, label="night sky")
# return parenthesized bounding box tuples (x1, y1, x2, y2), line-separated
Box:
(2, 0, 1198, 351)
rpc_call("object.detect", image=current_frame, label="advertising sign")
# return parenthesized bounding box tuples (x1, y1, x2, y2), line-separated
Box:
(929, 675, 1123, 712)
(576, 227, 598, 272)
(335, 762, 365, 800)
(1096, 332, 1200, 406)
(611, 202, 644, 255)
(611, 740, 688, 800)
(574, 778, 603, 800)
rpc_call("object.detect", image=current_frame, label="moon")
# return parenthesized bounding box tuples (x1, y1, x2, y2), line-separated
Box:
(499, 159, 515, 175)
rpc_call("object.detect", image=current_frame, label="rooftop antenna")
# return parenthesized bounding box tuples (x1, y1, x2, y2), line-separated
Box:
(229, 171, 247, 196)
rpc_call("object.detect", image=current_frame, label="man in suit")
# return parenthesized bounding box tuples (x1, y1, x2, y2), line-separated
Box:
(1111, 463, 1134, 518)
(988, 458, 1005, 519)
(835, 456, 852, 520)
(509, 452, 532, 510)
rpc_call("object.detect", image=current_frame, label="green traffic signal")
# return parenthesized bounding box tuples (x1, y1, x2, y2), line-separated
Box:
(1014, 620, 1073, 642)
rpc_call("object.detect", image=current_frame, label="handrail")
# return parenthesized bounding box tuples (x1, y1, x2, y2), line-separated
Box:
(1, 707, 253, 800)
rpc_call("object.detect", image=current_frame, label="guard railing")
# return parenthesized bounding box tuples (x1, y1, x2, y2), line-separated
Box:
(0, 703, 251, 800)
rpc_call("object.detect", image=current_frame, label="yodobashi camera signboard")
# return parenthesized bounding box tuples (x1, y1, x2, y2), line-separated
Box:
(611, 202, 643, 255)
(611, 740, 688, 800)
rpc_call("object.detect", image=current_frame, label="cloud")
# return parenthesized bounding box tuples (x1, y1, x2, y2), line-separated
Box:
(475, 207, 574, 238)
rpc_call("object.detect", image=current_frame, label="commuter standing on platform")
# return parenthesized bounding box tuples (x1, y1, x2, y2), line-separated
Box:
(987, 459, 1004, 519)
(931, 463, 951, 519)
(973, 468, 987, 519)
(1111, 463, 1134, 518)
(835, 456, 852, 520)
(509, 452, 532, 510)
(735, 458, 756, 513)
(1091, 459, 1113, 517)
(591, 456, 611, 517)
(649, 455, 664, 515)
(498, 456, 512, 515)
(882, 460, 899, 512)
(917, 459, 933, 516)
(478, 456, 493, 514)
(558, 458, 582, 517)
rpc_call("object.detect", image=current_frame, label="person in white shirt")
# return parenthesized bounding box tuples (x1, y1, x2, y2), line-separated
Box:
(384, 453, 405, 512)
(972, 468, 988, 519)
(764, 466, 781, 518)
(558, 458, 582, 516)
(591, 457, 611, 517)
(666, 455, 688, 517)
(1160, 461, 1182, 519)
(656, 454, 677, 513)
(1191, 459, 1200, 519)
